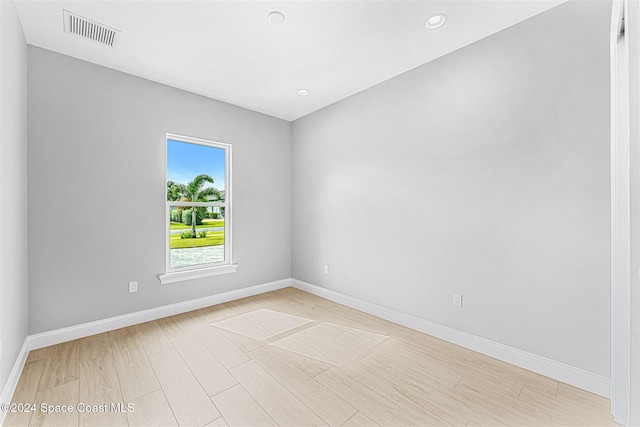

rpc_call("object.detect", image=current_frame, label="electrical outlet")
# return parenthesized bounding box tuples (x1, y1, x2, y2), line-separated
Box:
(129, 281, 138, 293)
(323, 265, 329, 274)
(452, 293, 463, 308)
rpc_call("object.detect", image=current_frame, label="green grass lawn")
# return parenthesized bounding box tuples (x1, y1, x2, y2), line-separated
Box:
(170, 231, 224, 249)
(170, 219, 224, 230)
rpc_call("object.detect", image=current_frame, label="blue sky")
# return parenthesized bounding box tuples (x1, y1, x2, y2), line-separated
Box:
(167, 139, 225, 190)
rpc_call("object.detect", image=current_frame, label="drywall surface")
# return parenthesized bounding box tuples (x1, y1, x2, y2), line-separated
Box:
(292, 1, 610, 376)
(0, 0, 28, 391)
(28, 48, 291, 334)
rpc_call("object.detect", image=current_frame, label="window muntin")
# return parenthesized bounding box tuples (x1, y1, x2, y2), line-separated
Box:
(166, 134, 231, 272)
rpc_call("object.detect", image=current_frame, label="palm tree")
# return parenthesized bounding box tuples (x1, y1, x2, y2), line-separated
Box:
(184, 174, 221, 238)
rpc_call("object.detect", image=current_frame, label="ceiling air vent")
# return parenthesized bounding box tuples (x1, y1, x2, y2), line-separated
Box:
(63, 10, 120, 48)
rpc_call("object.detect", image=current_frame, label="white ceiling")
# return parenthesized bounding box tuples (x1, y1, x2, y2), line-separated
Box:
(15, 0, 567, 122)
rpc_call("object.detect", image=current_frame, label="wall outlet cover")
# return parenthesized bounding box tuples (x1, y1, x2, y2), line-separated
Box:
(452, 293, 463, 307)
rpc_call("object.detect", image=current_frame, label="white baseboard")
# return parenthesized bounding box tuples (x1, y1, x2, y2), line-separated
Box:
(291, 279, 611, 398)
(28, 278, 291, 350)
(0, 340, 30, 427)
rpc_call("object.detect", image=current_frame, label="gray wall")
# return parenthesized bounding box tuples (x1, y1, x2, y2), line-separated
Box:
(28, 48, 291, 334)
(292, 0, 611, 376)
(0, 1, 28, 392)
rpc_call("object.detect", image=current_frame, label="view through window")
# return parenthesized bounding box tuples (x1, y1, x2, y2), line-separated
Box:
(166, 135, 231, 271)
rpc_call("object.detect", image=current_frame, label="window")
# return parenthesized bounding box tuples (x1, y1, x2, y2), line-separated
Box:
(160, 134, 236, 284)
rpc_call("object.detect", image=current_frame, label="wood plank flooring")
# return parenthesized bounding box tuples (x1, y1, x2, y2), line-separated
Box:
(3, 287, 617, 426)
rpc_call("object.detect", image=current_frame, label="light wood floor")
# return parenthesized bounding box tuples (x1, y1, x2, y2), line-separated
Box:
(3, 287, 617, 427)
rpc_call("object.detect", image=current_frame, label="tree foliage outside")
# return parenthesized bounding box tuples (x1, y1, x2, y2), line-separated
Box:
(167, 174, 221, 238)
(167, 180, 186, 202)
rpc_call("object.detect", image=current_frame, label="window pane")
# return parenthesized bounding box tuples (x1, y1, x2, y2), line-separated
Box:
(167, 139, 225, 202)
(167, 137, 228, 271)
(169, 206, 225, 269)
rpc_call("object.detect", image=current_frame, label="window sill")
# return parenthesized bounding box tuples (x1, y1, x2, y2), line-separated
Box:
(158, 264, 238, 285)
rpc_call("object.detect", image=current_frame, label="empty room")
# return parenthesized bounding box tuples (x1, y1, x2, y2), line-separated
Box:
(1, 0, 638, 426)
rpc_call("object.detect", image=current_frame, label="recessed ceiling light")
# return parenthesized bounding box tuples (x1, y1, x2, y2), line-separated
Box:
(268, 11, 285, 24)
(296, 89, 310, 96)
(425, 13, 447, 30)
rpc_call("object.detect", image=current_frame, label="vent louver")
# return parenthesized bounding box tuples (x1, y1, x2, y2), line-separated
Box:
(63, 10, 120, 48)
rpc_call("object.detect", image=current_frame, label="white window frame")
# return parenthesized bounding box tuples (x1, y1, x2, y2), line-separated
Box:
(159, 133, 237, 285)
